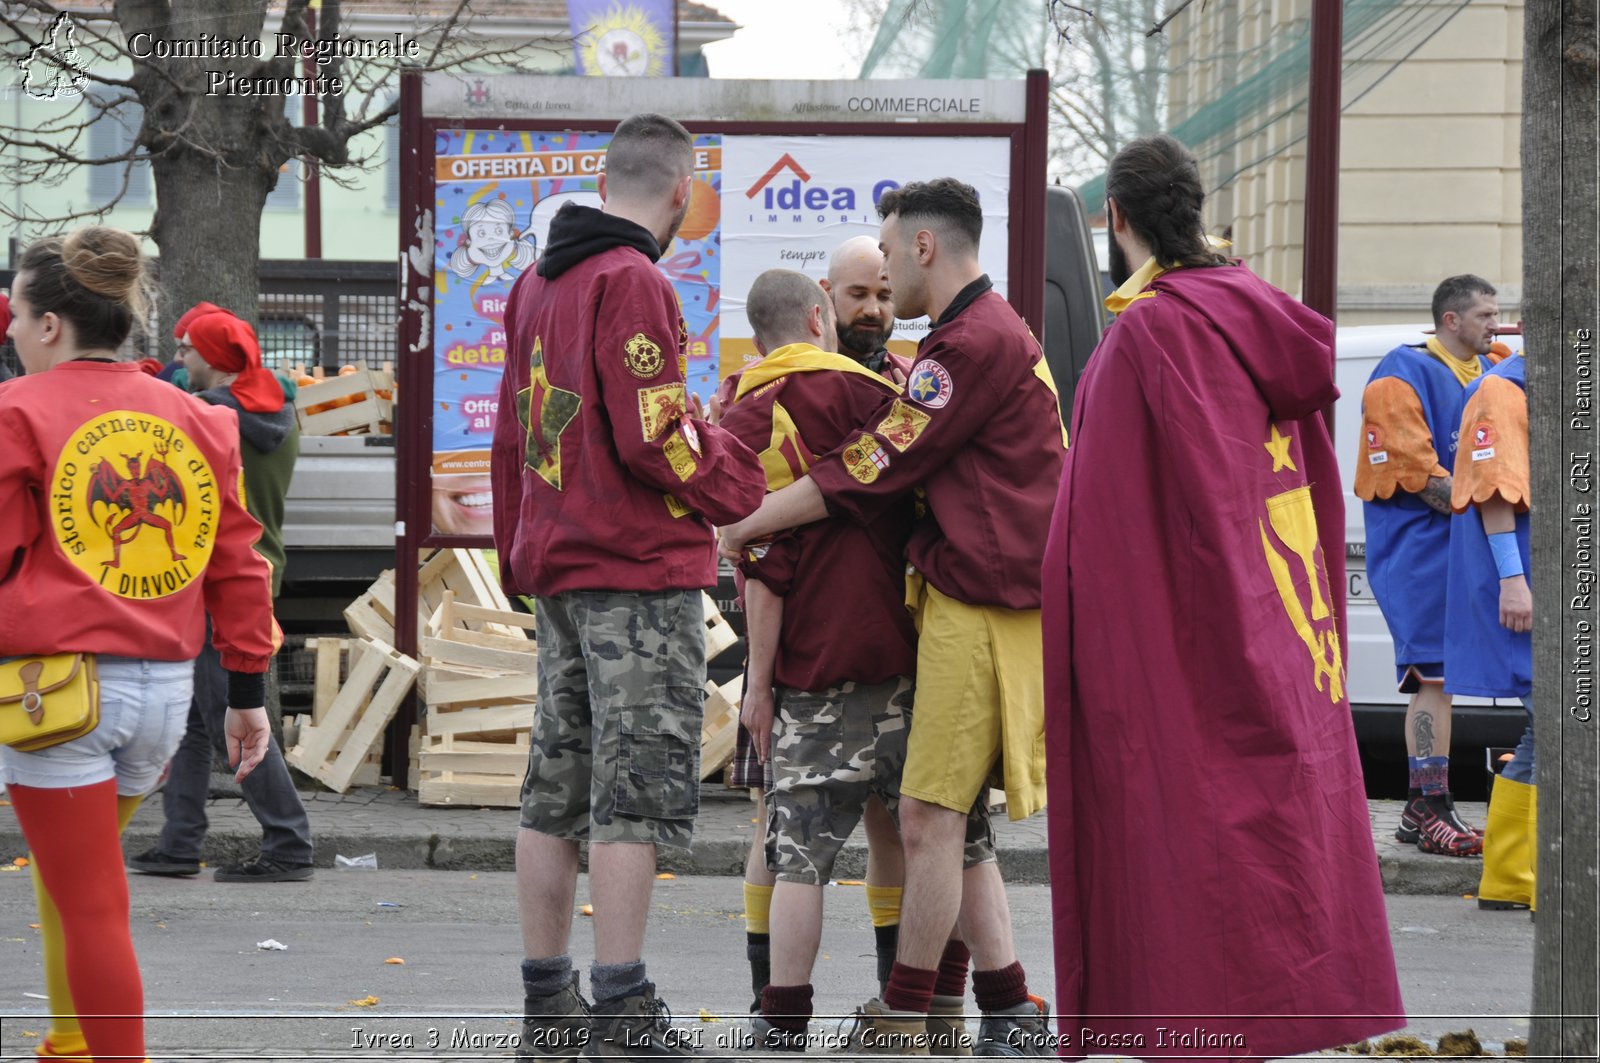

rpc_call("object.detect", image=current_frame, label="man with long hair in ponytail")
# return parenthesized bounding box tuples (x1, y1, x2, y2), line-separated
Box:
(1042, 134, 1404, 1059)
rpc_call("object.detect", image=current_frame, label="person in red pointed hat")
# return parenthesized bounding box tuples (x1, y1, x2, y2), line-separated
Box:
(129, 307, 314, 887)
(180, 310, 284, 412)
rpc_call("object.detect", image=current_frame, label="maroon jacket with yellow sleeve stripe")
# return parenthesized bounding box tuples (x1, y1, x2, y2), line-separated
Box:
(491, 206, 764, 596)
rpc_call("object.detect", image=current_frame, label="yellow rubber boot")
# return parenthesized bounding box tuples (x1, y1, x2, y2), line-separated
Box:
(1478, 777, 1535, 910)
(1527, 782, 1538, 914)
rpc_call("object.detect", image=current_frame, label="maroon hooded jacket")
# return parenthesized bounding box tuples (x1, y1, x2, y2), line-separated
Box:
(1043, 263, 1402, 1059)
(491, 206, 764, 596)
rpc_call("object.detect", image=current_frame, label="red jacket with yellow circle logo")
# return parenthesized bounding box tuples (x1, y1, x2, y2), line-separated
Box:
(0, 361, 279, 673)
(491, 219, 764, 597)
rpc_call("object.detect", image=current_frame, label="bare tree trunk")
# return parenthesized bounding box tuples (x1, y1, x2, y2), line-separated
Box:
(150, 150, 274, 344)
(1525, 1, 1599, 1058)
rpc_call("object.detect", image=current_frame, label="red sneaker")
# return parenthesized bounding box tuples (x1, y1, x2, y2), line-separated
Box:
(1413, 795, 1484, 856)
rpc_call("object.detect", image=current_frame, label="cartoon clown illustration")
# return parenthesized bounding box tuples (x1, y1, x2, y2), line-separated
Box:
(449, 199, 537, 284)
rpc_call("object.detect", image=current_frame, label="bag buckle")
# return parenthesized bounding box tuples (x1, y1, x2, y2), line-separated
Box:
(18, 661, 44, 725)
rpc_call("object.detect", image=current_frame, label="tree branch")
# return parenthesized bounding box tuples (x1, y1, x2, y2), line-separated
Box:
(1148, 0, 1201, 37)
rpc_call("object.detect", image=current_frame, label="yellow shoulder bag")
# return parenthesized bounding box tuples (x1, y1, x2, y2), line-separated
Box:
(0, 654, 101, 752)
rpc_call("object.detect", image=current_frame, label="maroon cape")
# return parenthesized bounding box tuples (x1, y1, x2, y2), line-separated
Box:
(1042, 264, 1403, 1060)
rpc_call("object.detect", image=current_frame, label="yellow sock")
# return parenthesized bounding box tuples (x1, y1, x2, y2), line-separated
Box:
(743, 881, 773, 935)
(30, 794, 143, 1060)
(866, 884, 903, 928)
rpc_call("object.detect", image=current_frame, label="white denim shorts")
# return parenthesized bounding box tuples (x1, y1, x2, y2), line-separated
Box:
(0, 656, 192, 796)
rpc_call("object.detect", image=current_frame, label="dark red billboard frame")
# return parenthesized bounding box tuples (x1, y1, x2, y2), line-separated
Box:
(389, 69, 1050, 783)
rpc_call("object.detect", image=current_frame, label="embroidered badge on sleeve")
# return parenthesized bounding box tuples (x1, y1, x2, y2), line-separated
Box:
(624, 333, 666, 379)
(842, 433, 891, 484)
(875, 399, 932, 453)
(663, 427, 699, 482)
(1365, 425, 1388, 465)
(637, 382, 687, 442)
(906, 359, 953, 409)
(1471, 421, 1497, 461)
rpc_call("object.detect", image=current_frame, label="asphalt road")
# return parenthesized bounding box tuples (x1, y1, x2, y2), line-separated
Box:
(0, 871, 1533, 1060)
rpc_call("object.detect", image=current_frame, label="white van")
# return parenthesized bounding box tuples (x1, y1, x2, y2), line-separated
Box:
(1335, 324, 1527, 752)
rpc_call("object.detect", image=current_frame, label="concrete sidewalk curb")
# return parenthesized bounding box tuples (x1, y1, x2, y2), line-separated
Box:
(0, 785, 1486, 896)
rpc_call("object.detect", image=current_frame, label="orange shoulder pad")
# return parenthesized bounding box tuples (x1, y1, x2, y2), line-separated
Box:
(1451, 375, 1529, 512)
(1352, 376, 1448, 501)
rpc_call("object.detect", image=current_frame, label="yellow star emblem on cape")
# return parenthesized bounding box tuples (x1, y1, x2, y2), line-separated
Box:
(516, 338, 581, 490)
(910, 374, 939, 402)
(1264, 423, 1297, 473)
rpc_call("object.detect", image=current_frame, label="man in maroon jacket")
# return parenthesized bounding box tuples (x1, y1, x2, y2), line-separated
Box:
(719, 269, 918, 1052)
(490, 112, 765, 1058)
(719, 180, 1066, 1056)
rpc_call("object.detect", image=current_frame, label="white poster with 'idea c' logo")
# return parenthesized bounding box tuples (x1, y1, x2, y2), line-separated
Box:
(717, 135, 1012, 380)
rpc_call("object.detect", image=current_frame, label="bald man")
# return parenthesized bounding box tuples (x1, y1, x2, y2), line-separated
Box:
(719, 270, 920, 1053)
(820, 235, 904, 380)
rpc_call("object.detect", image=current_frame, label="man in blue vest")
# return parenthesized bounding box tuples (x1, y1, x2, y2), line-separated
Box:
(1354, 275, 1507, 856)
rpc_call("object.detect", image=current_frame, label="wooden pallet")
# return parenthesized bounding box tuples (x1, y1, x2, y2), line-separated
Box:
(286, 637, 419, 792)
(700, 674, 742, 781)
(290, 638, 383, 786)
(415, 732, 529, 808)
(703, 593, 738, 659)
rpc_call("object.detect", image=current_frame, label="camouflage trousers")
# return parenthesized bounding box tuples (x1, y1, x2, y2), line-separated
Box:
(520, 589, 705, 850)
(766, 677, 995, 885)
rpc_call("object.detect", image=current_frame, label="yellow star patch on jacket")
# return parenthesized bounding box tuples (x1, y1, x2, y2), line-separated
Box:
(517, 337, 581, 490)
(1264, 423, 1297, 473)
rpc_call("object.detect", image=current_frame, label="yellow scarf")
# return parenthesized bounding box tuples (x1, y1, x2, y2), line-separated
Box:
(1424, 336, 1483, 389)
(1101, 237, 1233, 315)
(733, 343, 900, 402)
(1103, 256, 1169, 315)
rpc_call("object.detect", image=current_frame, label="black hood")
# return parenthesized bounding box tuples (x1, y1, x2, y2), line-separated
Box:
(200, 387, 296, 454)
(536, 204, 661, 280)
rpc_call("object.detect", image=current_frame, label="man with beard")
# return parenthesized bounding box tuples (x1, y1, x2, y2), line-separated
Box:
(129, 307, 314, 886)
(1042, 133, 1402, 1059)
(490, 112, 766, 1058)
(1356, 275, 1507, 856)
(821, 234, 908, 381)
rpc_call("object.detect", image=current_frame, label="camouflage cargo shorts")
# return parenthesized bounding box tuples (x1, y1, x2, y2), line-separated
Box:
(520, 589, 705, 850)
(766, 676, 995, 885)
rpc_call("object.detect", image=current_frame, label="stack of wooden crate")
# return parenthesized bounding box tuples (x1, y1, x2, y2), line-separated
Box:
(287, 547, 745, 808)
(291, 365, 395, 437)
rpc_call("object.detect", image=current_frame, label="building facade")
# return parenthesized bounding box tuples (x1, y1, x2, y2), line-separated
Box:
(1167, 0, 1523, 326)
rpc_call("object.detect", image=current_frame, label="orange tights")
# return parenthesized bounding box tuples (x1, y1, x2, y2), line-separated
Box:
(9, 780, 144, 1062)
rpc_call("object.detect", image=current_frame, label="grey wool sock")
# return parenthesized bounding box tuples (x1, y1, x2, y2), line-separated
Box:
(522, 955, 575, 1000)
(590, 959, 649, 1004)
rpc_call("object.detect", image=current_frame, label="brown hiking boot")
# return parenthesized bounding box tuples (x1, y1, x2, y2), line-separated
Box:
(973, 997, 1054, 1057)
(518, 973, 590, 1061)
(926, 995, 973, 1056)
(845, 998, 931, 1056)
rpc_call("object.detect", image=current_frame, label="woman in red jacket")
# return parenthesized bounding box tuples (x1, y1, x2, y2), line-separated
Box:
(0, 227, 278, 1061)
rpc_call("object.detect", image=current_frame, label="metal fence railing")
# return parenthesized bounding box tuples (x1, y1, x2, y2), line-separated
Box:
(0, 259, 399, 380)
